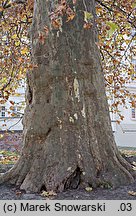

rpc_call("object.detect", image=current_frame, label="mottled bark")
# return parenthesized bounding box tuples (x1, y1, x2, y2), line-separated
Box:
(0, 0, 135, 192)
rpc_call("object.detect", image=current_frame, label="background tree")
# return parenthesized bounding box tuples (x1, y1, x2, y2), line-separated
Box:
(0, 0, 136, 116)
(0, 0, 32, 101)
(0, 0, 135, 117)
(0, 0, 136, 192)
(96, 0, 136, 121)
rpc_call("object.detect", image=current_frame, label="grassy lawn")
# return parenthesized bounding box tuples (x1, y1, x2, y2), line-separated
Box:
(0, 150, 19, 165)
(118, 147, 136, 157)
(0, 147, 136, 166)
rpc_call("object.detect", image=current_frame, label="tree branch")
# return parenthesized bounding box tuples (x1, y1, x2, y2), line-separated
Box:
(8, 116, 23, 131)
(0, 0, 27, 18)
(96, 0, 136, 28)
(96, 0, 112, 12)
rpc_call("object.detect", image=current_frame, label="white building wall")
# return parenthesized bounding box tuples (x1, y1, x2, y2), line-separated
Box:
(112, 81, 136, 147)
(0, 80, 25, 131)
(114, 125, 136, 147)
(0, 117, 23, 131)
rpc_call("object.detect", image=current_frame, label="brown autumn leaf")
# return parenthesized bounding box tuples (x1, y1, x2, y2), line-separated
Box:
(41, 190, 57, 197)
(9, 101, 15, 105)
(66, 13, 75, 22)
(11, 113, 16, 117)
(116, 120, 120, 124)
(16, 191, 22, 196)
(131, 101, 136, 108)
(52, 19, 61, 29)
(83, 22, 93, 29)
(0, 6, 4, 12)
(120, 115, 124, 121)
(128, 191, 136, 196)
(9, 106, 15, 110)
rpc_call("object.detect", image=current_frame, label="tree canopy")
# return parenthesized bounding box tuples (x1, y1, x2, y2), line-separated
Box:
(0, 0, 136, 118)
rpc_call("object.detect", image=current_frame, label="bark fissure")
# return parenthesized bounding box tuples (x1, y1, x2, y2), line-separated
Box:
(64, 167, 81, 190)
(45, 128, 52, 138)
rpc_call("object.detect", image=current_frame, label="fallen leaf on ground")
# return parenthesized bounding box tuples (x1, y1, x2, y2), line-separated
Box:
(85, 187, 93, 192)
(41, 190, 57, 197)
(128, 191, 136, 196)
(16, 191, 22, 196)
(0, 134, 4, 138)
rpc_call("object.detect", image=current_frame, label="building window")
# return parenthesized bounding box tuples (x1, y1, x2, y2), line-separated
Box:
(1, 112, 5, 117)
(1, 106, 6, 117)
(132, 59, 136, 79)
(11, 105, 22, 117)
(1, 106, 5, 111)
(131, 108, 136, 119)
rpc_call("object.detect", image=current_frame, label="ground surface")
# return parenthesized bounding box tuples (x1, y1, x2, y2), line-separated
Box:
(0, 133, 136, 200)
(0, 180, 136, 200)
(0, 132, 22, 152)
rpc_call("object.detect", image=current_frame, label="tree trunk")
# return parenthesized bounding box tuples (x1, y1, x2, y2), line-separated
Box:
(0, 0, 135, 192)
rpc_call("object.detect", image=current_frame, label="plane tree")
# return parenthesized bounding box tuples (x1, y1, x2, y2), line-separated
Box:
(0, 0, 136, 192)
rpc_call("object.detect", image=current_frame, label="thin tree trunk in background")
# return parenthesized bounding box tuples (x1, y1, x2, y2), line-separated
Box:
(0, 0, 135, 192)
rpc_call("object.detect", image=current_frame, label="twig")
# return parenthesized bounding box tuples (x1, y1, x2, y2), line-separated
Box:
(8, 116, 23, 130)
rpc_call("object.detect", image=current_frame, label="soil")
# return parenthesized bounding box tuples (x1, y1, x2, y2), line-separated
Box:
(0, 180, 136, 200)
(0, 132, 136, 200)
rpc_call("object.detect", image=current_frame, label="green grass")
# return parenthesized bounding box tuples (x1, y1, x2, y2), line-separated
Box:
(0, 147, 136, 165)
(118, 147, 136, 157)
(0, 150, 19, 164)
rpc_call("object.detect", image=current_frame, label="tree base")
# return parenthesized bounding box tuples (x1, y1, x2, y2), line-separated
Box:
(0, 148, 135, 193)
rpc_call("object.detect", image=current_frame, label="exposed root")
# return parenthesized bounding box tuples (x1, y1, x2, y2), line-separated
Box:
(0, 147, 136, 193)
(117, 153, 136, 178)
